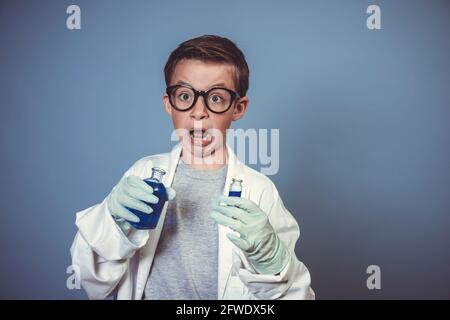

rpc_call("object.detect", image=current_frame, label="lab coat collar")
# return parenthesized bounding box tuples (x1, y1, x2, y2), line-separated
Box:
(137, 142, 244, 300)
(168, 142, 244, 299)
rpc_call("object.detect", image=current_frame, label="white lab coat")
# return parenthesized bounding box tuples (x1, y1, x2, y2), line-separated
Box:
(70, 143, 315, 300)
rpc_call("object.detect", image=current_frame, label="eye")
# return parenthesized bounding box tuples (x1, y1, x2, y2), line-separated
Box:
(210, 94, 223, 103)
(178, 92, 191, 101)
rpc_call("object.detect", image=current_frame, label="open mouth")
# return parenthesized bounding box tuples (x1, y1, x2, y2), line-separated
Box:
(189, 129, 213, 145)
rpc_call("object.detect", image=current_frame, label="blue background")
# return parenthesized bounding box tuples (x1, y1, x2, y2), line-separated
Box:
(1, 0, 449, 299)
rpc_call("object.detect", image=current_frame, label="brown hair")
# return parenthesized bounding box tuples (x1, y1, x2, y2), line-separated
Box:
(164, 35, 249, 97)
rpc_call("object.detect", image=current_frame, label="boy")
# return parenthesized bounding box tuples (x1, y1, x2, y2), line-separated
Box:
(70, 35, 314, 300)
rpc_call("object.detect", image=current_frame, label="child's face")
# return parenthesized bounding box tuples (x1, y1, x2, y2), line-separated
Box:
(163, 59, 249, 159)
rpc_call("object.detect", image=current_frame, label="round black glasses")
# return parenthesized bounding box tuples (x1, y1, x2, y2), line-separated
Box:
(166, 84, 240, 114)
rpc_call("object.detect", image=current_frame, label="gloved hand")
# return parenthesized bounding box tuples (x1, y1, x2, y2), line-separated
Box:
(210, 195, 290, 275)
(107, 174, 176, 225)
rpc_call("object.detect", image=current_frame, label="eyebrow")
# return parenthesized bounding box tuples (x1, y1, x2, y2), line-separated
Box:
(174, 81, 228, 89)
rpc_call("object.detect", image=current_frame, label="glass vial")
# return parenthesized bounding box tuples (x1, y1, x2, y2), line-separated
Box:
(228, 178, 243, 197)
(127, 167, 168, 230)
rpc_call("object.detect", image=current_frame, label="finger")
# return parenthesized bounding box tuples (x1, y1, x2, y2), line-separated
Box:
(119, 193, 153, 214)
(126, 184, 159, 204)
(210, 211, 243, 232)
(226, 233, 252, 252)
(218, 196, 260, 214)
(115, 205, 140, 223)
(126, 175, 155, 195)
(211, 204, 250, 224)
(166, 187, 176, 201)
(248, 240, 273, 262)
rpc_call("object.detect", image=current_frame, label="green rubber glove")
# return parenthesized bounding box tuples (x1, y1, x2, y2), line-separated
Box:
(210, 195, 290, 275)
(107, 175, 176, 224)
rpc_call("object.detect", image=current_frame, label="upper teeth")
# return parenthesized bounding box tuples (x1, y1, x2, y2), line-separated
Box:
(191, 130, 210, 138)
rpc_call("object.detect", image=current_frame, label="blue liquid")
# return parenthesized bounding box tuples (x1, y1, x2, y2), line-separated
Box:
(126, 179, 168, 230)
(229, 191, 241, 197)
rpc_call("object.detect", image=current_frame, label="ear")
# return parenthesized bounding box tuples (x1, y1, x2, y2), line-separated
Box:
(232, 96, 249, 121)
(163, 93, 172, 116)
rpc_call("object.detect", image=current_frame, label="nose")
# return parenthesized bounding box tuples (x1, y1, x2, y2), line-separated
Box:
(190, 95, 209, 120)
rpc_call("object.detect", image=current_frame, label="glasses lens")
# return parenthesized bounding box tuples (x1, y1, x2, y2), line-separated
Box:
(206, 88, 233, 113)
(170, 86, 195, 110)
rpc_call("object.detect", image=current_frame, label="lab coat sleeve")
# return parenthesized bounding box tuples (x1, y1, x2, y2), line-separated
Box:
(70, 166, 150, 299)
(235, 182, 315, 300)
(70, 197, 149, 299)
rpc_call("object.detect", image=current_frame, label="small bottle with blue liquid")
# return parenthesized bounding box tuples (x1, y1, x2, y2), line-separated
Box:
(228, 178, 243, 197)
(126, 167, 168, 230)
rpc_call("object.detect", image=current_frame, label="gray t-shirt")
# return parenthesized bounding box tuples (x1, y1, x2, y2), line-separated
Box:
(143, 159, 228, 300)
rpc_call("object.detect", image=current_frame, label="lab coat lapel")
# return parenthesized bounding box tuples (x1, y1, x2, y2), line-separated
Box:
(135, 143, 245, 300)
(218, 144, 246, 299)
(134, 143, 182, 299)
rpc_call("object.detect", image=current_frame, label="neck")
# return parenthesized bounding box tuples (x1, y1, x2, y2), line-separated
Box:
(180, 145, 228, 171)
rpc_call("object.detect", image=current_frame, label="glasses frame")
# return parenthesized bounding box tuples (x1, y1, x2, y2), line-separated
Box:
(166, 84, 240, 114)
